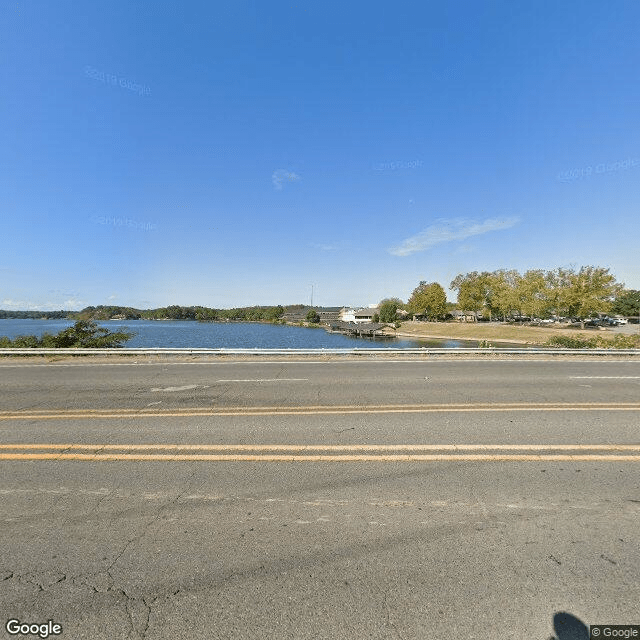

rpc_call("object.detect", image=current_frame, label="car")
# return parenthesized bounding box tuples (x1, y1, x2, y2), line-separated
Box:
(615, 317, 628, 325)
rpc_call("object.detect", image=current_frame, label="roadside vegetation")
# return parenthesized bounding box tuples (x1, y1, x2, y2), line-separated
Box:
(544, 334, 640, 349)
(0, 320, 134, 348)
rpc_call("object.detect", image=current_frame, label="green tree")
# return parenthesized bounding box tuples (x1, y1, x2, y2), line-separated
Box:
(51, 320, 134, 347)
(611, 290, 640, 317)
(517, 269, 549, 318)
(449, 272, 491, 320)
(485, 270, 519, 320)
(306, 309, 320, 324)
(544, 267, 575, 317)
(408, 282, 447, 320)
(379, 300, 400, 323)
(566, 266, 623, 321)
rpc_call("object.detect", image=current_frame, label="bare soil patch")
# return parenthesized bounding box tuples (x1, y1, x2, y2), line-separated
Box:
(386, 321, 622, 345)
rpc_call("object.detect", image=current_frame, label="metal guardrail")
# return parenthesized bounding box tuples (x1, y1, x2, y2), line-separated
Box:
(0, 348, 639, 356)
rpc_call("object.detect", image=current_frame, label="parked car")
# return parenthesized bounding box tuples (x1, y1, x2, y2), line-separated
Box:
(615, 317, 628, 325)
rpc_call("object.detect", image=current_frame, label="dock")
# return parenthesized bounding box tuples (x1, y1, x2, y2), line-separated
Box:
(327, 321, 394, 339)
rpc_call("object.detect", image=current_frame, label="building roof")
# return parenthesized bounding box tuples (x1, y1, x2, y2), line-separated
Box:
(451, 310, 478, 316)
(354, 307, 379, 317)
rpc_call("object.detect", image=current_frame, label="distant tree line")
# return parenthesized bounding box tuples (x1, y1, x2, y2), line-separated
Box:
(138, 305, 286, 322)
(0, 310, 70, 319)
(0, 305, 288, 322)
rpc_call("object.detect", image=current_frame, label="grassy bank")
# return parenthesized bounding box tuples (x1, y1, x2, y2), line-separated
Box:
(385, 321, 636, 346)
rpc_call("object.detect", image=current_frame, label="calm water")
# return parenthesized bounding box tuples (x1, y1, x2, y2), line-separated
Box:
(0, 319, 509, 349)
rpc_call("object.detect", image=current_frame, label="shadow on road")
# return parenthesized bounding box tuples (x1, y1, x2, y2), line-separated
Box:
(549, 611, 589, 639)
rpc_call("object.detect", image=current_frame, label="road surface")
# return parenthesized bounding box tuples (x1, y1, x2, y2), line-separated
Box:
(1, 358, 639, 639)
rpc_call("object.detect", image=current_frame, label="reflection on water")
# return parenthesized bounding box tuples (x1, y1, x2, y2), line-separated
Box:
(0, 319, 523, 350)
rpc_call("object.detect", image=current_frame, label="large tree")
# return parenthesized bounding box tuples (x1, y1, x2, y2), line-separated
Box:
(485, 270, 519, 320)
(565, 266, 623, 320)
(407, 282, 447, 320)
(378, 298, 403, 323)
(611, 290, 640, 317)
(449, 272, 491, 320)
(517, 269, 549, 318)
(544, 267, 572, 317)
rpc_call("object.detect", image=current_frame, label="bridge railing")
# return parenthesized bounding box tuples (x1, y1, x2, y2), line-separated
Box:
(1, 348, 639, 356)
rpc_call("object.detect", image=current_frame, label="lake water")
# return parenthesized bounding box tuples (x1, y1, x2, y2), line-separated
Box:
(0, 319, 514, 349)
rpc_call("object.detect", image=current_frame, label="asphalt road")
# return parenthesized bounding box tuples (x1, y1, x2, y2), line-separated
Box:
(1, 358, 639, 639)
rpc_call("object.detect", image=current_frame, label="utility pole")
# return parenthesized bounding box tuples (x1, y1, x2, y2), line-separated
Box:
(310, 284, 314, 308)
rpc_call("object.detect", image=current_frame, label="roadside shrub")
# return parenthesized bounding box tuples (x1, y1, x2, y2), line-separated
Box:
(544, 334, 640, 349)
(0, 321, 134, 348)
(602, 334, 640, 349)
(544, 336, 599, 348)
(9, 335, 42, 348)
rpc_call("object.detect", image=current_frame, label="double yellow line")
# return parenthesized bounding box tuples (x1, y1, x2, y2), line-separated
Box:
(2, 402, 640, 420)
(2, 443, 640, 462)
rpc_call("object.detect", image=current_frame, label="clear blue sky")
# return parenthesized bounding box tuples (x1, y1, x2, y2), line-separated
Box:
(2, 1, 639, 309)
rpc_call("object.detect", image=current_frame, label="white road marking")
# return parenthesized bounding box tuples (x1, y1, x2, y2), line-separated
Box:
(215, 378, 308, 382)
(151, 385, 198, 392)
(570, 376, 640, 379)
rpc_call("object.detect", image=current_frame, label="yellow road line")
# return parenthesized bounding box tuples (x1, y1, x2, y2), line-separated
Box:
(1, 453, 640, 462)
(1, 443, 640, 451)
(6, 402, 640, 412)
(1, 402, 640, 420)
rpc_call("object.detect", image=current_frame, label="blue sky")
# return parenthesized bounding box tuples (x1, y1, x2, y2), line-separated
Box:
(2, 1, 639, 309)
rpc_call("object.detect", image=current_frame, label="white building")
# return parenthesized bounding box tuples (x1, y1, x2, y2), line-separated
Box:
(338, 307, 358, 322)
